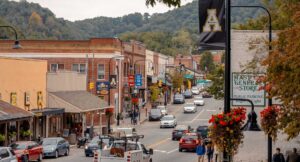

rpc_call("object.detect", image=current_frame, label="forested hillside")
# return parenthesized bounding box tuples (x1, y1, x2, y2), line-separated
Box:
(0, 0, 262, 55)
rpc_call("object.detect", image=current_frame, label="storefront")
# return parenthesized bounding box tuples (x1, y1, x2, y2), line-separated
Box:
(0, 100, 33, 146)
(31, 108, 64, 138)
(48, 90, 111, 144)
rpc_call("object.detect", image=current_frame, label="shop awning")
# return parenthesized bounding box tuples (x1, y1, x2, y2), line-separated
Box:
(0, 100, 33, 121)
(48, 91, 110, 113)
(31, 108, 64, 117)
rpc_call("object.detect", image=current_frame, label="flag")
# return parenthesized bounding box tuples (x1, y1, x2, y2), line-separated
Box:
(198, 0, 225, 51)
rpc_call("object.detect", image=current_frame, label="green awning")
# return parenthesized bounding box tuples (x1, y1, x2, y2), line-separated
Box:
(184, 74, 194, 79)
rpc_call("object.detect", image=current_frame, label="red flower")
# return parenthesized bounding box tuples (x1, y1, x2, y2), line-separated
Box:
(220, 120, 227, 126)
(218, 114, 223, 119)
(209, 116, 215, 123)
(235, 117, 241, 122)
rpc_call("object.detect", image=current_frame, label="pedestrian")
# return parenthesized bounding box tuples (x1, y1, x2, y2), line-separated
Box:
(206, 142, 214, 162)
(286, 148, 299, 162)
(196, 140, 206, 162)
(273, 148, 285, 162)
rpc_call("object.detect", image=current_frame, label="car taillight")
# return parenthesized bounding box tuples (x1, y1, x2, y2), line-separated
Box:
(179, 139, 185, 143)
(184, 130, 188, 133)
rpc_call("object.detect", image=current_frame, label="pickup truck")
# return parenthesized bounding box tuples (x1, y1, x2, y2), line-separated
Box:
(94, 135, 153, 162)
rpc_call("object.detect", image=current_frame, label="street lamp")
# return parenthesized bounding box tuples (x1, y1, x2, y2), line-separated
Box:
(0, 25, 22, 49)
(231, 5, 273, 162)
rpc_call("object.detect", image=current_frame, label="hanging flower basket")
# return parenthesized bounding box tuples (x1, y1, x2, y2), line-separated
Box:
(105, 108, 114, 117)
(260, 106, 279, 140)
(208, 107, 247, 155)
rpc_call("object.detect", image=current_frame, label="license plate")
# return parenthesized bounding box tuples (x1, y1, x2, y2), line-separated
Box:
(186, 141, 192, 144)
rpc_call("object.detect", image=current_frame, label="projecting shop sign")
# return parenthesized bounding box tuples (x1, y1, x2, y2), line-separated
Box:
(232, 73, 266, 107)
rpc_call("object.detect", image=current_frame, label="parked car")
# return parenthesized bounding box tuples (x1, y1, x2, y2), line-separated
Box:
(179, 133, 200, 152)
(148, 109, 163, 121)
(191, 87, 200, 95)
(183, 103, 197, 113)
(10, 141, 43, 162)
(42, 137, 69, 158)
(160, 115, 177, 128)
(194, 96, 205, 106)
(157, 105, 168, 116)
(85, 136, 110, 157)
(0, 147, 17, 162)
(202, 91, 213, 98)
(196, 125, 209, 139)
(173, 93, 185, 104)
(172, 125, 190, 140)
(183, 90, 193, 99)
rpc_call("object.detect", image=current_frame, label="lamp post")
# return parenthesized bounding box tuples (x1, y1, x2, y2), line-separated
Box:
(0, 25, 22, 49)
(231, 5, 272, 162)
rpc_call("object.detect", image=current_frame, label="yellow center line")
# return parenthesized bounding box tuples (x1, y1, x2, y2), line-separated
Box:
(146, 138, 171, 148)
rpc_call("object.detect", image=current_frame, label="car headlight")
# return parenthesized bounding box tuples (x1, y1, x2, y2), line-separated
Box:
(85, 145, 88, 149)
(10, 160, 18, 162)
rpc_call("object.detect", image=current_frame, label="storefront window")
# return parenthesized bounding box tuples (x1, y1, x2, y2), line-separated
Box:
(72, 64, 86, 73)
(50, 64, 64, 72)
(97, 64, 105, 80)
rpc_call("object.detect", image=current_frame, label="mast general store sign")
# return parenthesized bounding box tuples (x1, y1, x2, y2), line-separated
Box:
(232, 73, 265, 107)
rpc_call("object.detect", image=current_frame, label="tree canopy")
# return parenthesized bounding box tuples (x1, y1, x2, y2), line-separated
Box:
(199, 51, 215, 73)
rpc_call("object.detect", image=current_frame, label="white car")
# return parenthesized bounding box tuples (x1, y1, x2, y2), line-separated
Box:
(183, 103, 197, 113)
(0, 147, 17, 162)
(157, 105, 168, 116)
(194, 96, 205, 106)
(191, 87, 200, 95)
(160, 115, 177, 128)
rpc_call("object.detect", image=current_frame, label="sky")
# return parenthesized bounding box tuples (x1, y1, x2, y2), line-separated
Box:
(17, 0, 193, 21)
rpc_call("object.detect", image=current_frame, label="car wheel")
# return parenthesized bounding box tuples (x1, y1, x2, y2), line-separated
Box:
(179, 148, 182, 152)
(85, 154, 89, 157)
(22, 155, 29, 162)
(149, 158, 152, 162)
(55, 150, 59, 158)
(37, 153, 43, 162)
(65, 148, 69, 156)
(160, 126, 162, 128)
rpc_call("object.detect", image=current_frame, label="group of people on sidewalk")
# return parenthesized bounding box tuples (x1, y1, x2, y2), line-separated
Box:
(196, 140, 215, 162)
(196, 142, 299, 162)
(273, 148, 299, 162)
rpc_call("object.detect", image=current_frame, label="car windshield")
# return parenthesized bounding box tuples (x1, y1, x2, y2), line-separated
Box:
(195, 96, 203, 99)
(10, 143, 27, 150)
(185, 103, 194, 106)
(90, 138, 100, 144)
(161, 116, 174, 120)
(174, 94, 183, 99)
(182, 135, 198, 140)
(184, 91, 191, 95)
(197, 126, 208, 131)
(175, 125, 188, 130)
(42, 139, 58, 145)
(150, 109, 161, 115)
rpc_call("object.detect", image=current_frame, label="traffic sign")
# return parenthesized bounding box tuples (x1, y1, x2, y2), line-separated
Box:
(135, 74, 142, 86)
(128, 75, 135, 87)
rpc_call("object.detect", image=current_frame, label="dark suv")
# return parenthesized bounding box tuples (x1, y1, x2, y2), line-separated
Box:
(148, 109, 163, 121)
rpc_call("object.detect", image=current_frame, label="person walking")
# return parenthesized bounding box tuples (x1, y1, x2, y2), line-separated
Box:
(286, 148, 299, 162)
(196, 141, 206, 162)
(206, 142, 214, 162)
(273, 148, 285, 162)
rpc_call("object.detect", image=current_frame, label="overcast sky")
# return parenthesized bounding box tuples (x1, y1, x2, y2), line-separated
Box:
(17, 0, 193, 21)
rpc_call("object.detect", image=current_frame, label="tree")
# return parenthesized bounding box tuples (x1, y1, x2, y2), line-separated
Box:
(146, 0, 181, 7)
(261, 6, 300, 139)
(149, 84, 160, 103)
(207, 65, 224, 99)
(199, 51, 215, 73)
(171, 70, 184, 92)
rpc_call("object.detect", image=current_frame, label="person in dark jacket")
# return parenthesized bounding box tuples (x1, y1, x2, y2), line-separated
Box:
(196, 141, 206, 162)
(273, 148, 285, 162)
(286, 148, 299, 162)
(206, 142, 214, 162)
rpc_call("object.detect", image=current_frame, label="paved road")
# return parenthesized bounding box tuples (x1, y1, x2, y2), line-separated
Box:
(42, 96, 223, 162)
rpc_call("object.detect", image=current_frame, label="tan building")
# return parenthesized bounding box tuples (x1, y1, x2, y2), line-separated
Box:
(0, 57, 47, 110)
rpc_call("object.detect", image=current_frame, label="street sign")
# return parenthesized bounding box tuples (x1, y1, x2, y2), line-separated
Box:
(128, 75, 135, 87)
(232, 73, 266, 107)
(135, 74, 142, 86)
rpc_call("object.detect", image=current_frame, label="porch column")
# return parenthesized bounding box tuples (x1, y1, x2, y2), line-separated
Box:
(91, 112, 94, 126)
(82, 113, 86, 137)
(46, 115, 49, 137)
(16, 121, 20, 141)
(99, 110, 102, 135)
(29, 118, 33, 141)
(4, 122, 7, 146)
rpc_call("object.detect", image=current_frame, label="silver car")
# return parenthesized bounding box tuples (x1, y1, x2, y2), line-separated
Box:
(42, 137, 70, 158)
(160, 115, 177, 128)
(194, 96, 205, 106)
(0, 147, 17, 162)
(183, 103, 197, 113)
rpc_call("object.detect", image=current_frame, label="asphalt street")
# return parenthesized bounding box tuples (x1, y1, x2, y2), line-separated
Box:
(43, 96, 223, 162)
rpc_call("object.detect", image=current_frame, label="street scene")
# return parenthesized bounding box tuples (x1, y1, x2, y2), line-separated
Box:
(0, 0, 300, 162)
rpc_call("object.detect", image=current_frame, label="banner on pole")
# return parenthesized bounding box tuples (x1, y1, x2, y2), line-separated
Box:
(198, 0, 225, 50)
